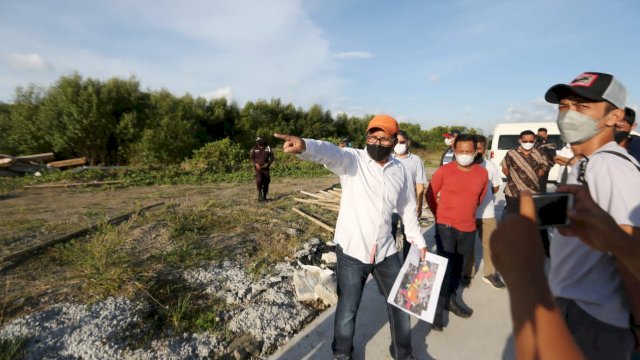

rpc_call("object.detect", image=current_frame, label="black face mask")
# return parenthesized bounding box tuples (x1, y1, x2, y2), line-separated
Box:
(614, 131, 630, 144)
(536, 136, 545, 143)
(474, 153, 484, 163)
(366, 144, 393, 162)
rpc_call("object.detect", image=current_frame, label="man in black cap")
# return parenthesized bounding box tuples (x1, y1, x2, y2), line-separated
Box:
(249, 137, 274, 202)
(544, 72, 640, 359)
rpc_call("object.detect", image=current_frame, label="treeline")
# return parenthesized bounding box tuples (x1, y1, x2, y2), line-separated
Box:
(0, 73, 476, 166)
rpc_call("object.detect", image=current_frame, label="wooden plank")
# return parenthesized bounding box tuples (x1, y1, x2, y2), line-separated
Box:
(292, 207, 335, 233)
(327, 189, 342, 198)
(23, 180, 124, 189)
(47, 157, 87, 168)
(318, 190, 339, 199)
(15, 153, 55, 162)
(293, 198, 340, 211)
(300, 190, 325, 200)
(0, 158, 14, 168)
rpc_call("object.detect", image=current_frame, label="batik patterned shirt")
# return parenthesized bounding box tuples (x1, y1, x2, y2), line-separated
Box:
(501, 147, 549, 197)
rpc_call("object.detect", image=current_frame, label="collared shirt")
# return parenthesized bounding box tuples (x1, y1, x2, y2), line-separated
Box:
(501, 147, 549, 197)
(392, 152, 427, 188)
(299, 140, 426, 264)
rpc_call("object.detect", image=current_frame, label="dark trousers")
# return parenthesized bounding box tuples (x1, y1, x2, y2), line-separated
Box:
(556, 297, 634, 360)
(333, 246, 413, 360)
(391, 213, 411, 261)
(436, 224, 476, 297)
(255, 168, 270, 195)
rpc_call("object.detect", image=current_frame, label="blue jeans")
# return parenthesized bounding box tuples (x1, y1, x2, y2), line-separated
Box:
(333, 246, 412, 359)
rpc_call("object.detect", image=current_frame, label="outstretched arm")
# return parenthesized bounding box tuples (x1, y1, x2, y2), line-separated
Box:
(274, 133, 354, 175)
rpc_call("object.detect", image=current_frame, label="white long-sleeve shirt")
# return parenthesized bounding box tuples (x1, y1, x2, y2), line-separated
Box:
(299, 139, 426, 264)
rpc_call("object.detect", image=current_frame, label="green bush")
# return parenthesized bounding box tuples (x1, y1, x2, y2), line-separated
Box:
(182, 138, 246, 173)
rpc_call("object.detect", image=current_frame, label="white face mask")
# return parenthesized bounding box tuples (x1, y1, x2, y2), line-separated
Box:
(394, 143, 408, 155)
(444, 138, 453, 146)
(557, 109, 602, 144)
(456, 153, 475, 166)
(521, 142, 535, 150)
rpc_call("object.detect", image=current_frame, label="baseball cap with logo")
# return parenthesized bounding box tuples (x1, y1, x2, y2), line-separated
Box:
(366, 114, 399, 137)
(545, 72, 627, 109)
(442, 129, 461, 138)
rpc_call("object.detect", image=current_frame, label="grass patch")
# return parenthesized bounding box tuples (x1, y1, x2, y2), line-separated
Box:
(0, 338, 26, 360)
(54, 221, 137, 299)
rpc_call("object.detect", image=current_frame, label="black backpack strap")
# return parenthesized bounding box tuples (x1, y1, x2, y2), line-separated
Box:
(598, 150, 640, 172)
(577, 150, 640, 185)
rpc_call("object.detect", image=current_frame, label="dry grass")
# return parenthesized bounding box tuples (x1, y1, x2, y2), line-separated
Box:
(0, 176, 339, 343)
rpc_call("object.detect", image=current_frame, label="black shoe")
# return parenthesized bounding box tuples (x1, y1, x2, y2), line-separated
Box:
(483, 273, 506, 290)
(445, 297, 473, 318)
(460, 274, 472, 288)
(262, 192, 269, 202)
(431, 318, 444, 331)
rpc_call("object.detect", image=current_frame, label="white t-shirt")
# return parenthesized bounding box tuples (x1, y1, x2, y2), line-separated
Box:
(549, 141, 640, 328)
(475, 160, 503, 219)
(393, 153, 427, 189)
(556, 143, 575, 180)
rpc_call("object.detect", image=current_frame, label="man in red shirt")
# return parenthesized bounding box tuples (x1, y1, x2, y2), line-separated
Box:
(429, 134, 488, 330)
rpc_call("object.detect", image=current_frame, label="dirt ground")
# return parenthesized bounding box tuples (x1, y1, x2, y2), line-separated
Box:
(1, 176, 340, 258)
(0, 176, 340, 322)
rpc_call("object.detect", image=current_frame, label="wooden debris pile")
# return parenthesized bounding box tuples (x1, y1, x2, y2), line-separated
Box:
(292, 187, 341, 233)
(0, 153, 92, 177)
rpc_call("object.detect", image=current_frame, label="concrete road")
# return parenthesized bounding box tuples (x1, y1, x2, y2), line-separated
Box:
(270, 181, 552, 359)
(271, 223, 515, 360)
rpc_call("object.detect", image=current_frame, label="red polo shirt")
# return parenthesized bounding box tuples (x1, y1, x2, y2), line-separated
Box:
(430, 162, 488, 232)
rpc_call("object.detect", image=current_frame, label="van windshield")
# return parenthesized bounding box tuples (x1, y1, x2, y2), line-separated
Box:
(497, 135, 563, 150)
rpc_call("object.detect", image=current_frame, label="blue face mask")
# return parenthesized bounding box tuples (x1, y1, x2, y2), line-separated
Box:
(557, 110, 601, 144)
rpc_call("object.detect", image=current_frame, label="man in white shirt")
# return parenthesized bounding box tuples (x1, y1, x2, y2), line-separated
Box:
(462, 135, 505, 289)
(545, 71, 640, 359)
(275, 114, 427, 360)
(392, 130, 427, 261)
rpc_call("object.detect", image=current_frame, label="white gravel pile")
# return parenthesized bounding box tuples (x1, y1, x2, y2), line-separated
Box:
(0, 297, 141, 359)
(1, 255, 323, 358)
(185, 260, 315, 352)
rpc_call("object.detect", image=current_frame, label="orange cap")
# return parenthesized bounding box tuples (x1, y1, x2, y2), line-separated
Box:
(366, 114, 399, 136)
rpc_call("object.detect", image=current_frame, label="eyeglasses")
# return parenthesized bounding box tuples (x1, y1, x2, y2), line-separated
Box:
(366, 135, 393, 146)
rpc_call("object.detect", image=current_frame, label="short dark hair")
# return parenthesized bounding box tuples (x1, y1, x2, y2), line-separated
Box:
(520, 130, 535, 138)
(454, 133, 477, 150)
(397, 130, 410, 141)
(537, 128, 547, 133)
(474, 134, 487, 147)
(624, 107, 636, 126)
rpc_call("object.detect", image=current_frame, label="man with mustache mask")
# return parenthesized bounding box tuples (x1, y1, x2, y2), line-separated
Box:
(544, 72, 640, 359)
(274, 114, 427, 360)
(615, 107, 640, 163)
(429, 134, 488, 330)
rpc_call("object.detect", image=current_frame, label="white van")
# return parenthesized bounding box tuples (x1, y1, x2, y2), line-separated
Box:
(489, 122, 563, 183)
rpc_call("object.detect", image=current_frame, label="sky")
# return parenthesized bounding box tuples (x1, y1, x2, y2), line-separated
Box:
(1, 0, 639, 134)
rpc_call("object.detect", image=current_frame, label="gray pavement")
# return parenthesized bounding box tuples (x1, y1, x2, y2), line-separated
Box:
(271, 182, 529, 360)
(272, 222, 515, 360)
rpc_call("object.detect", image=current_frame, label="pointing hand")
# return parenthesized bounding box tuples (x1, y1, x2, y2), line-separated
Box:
(274, 133, 306, 154)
